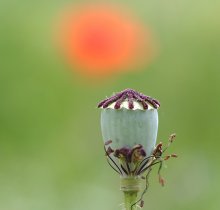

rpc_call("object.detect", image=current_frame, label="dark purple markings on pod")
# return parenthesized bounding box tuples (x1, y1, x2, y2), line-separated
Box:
(114, 94, 127, 109)
(127, 92, 134, 109)
(102, 94, 121, 108)
(97, 88, 160, 110)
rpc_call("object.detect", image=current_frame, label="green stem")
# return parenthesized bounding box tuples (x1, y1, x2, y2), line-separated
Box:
(120, 176, 142, 210)
(124, 191, 138, 210)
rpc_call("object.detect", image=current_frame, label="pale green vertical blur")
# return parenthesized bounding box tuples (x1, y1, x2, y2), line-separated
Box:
(0, 0, 220, 210)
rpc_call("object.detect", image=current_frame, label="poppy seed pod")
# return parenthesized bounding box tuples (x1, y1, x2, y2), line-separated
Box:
(98, 89, 177, 210)
(98, 88, 160, 158)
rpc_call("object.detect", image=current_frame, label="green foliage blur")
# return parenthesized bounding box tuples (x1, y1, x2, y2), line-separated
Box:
(0, 0, 220, 210)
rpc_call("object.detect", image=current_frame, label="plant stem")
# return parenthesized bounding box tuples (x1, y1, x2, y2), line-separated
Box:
(124, 191, 138, 210)
(120, 176, 142, 210)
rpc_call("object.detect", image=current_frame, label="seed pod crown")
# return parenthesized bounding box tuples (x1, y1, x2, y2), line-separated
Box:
(98, 88, 160, 110)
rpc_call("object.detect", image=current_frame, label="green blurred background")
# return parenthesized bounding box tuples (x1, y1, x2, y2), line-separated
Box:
(0, 0, 220, 210)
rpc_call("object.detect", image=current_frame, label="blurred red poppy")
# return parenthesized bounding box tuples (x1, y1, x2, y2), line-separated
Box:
(57, 3, 154, 78)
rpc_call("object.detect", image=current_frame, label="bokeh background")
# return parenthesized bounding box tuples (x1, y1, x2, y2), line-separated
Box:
(0, 0, 220, 210)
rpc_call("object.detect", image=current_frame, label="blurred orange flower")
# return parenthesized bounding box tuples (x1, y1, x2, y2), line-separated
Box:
(58, 3, 154, 78)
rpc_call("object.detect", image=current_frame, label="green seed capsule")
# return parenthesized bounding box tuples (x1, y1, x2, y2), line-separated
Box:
(98, 89, 160, 157)
(101, 106, 158, 157)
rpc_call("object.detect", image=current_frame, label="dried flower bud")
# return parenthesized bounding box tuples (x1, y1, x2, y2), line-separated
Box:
(159, 176, 165, 186)
(140, 200, 144, 208)
(171, 154, 178, 158)
(169, 133, 176, 142)
(164, 155, 171, 160)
